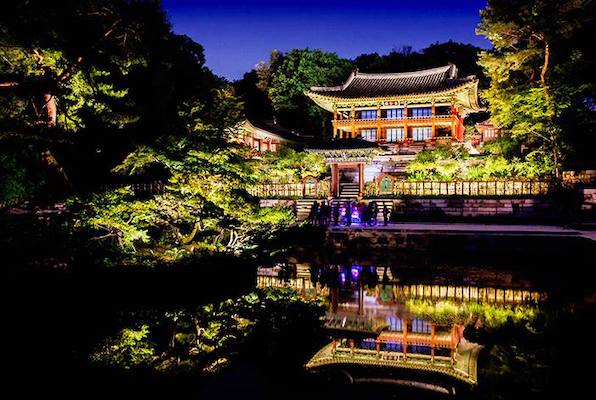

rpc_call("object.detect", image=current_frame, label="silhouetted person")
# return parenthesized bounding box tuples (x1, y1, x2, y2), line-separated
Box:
(308, 201, 319, 225)
(362, 204, 370, 226)
(371, 201, 378, 226)
(346, 201, 352, 226)
(333, 202, 340, 226)
(318, 201, 328, 226)
(383, 205, 390, 226)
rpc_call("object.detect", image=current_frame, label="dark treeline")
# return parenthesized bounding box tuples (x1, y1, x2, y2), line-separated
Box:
(0, 0, 232, 202)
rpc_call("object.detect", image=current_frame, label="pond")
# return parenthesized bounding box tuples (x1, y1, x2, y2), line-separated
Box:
(250, 237, 596, 400)
(12, 228, 595, 399)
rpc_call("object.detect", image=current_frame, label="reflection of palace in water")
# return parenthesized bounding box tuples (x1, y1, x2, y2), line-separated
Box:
(257, 264, 545, 392)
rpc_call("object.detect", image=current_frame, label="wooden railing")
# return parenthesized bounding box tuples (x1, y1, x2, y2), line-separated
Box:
(251, 179, 551, 199)
(391, 180, 551, 197)
(249, 178, 331, 199)
(333, 114, 453, 128)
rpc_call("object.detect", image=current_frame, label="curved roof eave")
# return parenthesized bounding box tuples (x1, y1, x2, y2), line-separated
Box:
(305, 78, 482, 113)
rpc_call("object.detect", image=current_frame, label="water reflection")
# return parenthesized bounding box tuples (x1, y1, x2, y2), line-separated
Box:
(257, 263, 546, 391)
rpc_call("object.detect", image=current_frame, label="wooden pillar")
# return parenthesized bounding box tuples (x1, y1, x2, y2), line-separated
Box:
(376, 104, 382, 142)
(450, 325, 456, 364)
(333, 106, 338, 139)
(358, 163, 364, 197)
(358, 281, 364, 315)
(351, 105, 356, 139)
(431, 101, 436, 138)
(430, 323, 436, 361)
(450, 101, 457, 139)
(402, 319, 408, 359)
(331, 164, 339, 197)
(404, 102, 409, 142)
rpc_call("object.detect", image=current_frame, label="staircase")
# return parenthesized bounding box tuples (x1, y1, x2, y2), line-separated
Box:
(373, 199, 395, 215)
(339, 183, 360, 198)
(295, 199, 318, 221)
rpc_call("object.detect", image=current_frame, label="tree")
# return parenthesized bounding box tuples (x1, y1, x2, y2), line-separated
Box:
(355, 41, 486, 84)
(267, 49, 353, 137)
(478, 0, 596, 177)
(73, 88, 295, 264)
(0, 1, 226, 199)
(0, 0, 173, 196)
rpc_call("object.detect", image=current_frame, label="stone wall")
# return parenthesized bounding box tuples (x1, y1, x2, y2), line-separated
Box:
(388, 198, 554, 218)
(261, 198, 556, 218)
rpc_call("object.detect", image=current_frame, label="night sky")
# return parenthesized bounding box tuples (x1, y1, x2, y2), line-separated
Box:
(162, 0, 490, 81)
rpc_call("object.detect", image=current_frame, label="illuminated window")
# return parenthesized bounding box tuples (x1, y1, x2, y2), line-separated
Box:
(411, 107, 432, 118)
(412, 127, 432, 141)
(360, 110, 377, 120)
(386, 128, 404, 142)
(386, 316, 403, 331)
(386, 108, 404, 119)
(411, 318, 431, 333)
(361, 128, 377, 141)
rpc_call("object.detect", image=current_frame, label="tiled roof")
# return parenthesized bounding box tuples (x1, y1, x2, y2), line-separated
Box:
(245, 119, 314, 143)
(309, 64, 476, 99)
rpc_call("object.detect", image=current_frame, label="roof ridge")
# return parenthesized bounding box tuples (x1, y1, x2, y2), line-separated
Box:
(353, 64, 455, 80)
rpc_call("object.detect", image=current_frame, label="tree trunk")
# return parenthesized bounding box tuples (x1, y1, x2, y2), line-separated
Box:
(539, 40, 561, 179)
(42, 93, 57, 126)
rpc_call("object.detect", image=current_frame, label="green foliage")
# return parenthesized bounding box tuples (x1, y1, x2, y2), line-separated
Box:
(70, 93, 296, 262)
(406, 299, 539, 329)
(478, 0, 596, 174)
(0, 146, 43, 203)
(405, 144, 553, 181)
(90, 288, 325, 374)
(91, 325, 156, 370)
(266, 49, 353, 136)
(251, 147, 328, 184)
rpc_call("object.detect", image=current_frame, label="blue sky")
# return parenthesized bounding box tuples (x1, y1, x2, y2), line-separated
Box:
(162, 0, 490, 80)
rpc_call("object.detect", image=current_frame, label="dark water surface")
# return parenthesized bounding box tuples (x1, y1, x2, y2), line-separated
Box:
(8, 222, 596, 399)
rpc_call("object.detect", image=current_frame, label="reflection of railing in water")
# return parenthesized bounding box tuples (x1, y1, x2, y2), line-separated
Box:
(256, 275, 545, 304)
(256, 275, 316, 292)
(306, 342, 481, 385)
(394, 284, 545, 304)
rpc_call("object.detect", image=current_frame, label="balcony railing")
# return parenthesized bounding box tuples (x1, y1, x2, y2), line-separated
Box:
(333, 115, 454, 127)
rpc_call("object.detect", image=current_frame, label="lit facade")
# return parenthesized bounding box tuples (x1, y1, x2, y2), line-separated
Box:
(307, 64, 481, 144)
(306, 65, 482, 197)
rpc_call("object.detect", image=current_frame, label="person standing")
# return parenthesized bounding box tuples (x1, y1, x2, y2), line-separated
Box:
(333, 202, 340, 226)
(371, 201, 379, 226)
(318, 200, 328, 226)
(308, 201, 319, 225)
(346, 201, 352, 226)
(383, 204, 390, 226)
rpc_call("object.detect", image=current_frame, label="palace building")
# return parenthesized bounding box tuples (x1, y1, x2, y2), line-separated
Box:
(306, 64, 482, 197)
(306, 64, 480, 143)
(236, 118, 313, 154)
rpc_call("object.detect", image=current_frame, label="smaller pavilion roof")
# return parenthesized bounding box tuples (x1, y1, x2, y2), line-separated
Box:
(242, 119, 314, 144)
